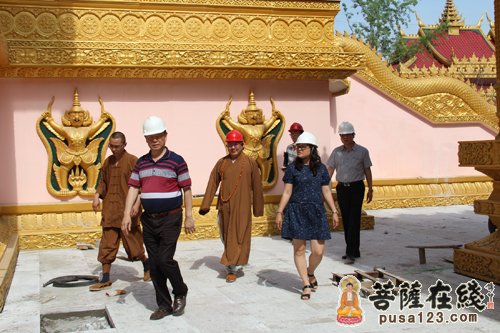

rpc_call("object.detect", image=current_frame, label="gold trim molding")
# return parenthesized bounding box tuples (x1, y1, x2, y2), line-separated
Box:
(0, 0, 365, 80)
(0, 177, 491, 250)
(364, 176, 492, 210)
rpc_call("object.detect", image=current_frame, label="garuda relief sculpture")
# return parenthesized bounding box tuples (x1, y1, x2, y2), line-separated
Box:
(217, 90, 285, 190)
(36, 89, 115, 198)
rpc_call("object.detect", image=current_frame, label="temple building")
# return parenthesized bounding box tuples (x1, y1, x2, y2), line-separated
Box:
(398, 0, 496, 103)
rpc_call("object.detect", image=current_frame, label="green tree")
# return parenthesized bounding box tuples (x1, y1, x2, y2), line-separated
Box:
(341, 0, 419, 60)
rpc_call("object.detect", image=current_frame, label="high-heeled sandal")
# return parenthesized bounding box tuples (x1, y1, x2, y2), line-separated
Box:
(301, 285, 313, 300)
(308, 273, 318, 290)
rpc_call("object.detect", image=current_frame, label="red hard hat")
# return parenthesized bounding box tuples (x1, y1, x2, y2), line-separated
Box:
(226, 130, 244, 142)
(289, 122, 304, 132)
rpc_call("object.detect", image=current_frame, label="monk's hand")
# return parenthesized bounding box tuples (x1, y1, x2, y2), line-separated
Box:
(184, 216, 196, 234)
(199, 208, 209, 216)
(92, 197, 100, 212)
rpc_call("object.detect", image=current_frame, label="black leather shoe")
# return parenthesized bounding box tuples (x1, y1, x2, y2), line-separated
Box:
(173, 295, 187, 316)
(344, 257, 355, 265)
(342, 255, 360, 259)
(150, 308, 172, 320)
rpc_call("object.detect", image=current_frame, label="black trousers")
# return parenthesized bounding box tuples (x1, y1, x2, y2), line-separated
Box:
(336, 181, 365, 258)
(141, 211, 188, 310)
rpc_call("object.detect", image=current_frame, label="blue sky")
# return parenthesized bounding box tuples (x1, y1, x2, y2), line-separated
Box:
(334, 0, 494, 34)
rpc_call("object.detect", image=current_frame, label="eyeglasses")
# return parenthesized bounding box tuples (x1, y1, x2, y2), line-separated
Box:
(295, 145, 310, 150)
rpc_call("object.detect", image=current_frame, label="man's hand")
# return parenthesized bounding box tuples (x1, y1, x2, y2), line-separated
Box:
(366, 189, 373, 204)
(184, 215, 196, 234)
(199, 208, 209, 216)
(121, 216, 132, 236)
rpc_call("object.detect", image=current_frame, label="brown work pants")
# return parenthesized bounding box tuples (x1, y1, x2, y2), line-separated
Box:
(98, 226, 146, 264)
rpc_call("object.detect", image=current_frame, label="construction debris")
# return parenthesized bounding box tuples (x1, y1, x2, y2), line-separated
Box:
(406, 244, 462, 264)
(331, 267, 409, 298)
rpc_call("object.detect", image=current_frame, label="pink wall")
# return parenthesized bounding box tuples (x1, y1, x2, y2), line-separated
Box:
(0, 78, 331, 204)
(333, 77, 496, 180)
(0, 76, 494, 205)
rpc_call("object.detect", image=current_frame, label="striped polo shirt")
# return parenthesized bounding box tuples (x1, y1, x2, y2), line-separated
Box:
(326, 143, 372, 183)
(128, 148, 191, 214)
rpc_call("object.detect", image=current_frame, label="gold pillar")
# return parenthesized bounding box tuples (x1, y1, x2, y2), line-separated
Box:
(454, 0, 500, 283)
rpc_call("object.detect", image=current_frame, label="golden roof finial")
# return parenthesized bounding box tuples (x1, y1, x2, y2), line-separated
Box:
(244, 90, 262, 112)
(416, 13, 425, 28)
(475, 14, 484, 29)
(70, 88, 84, 112)
(486, 13, 494, 29)
(439, 0, 464, 29)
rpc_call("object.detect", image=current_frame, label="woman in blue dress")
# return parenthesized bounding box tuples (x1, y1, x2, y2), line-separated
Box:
(275, 131, 339, 300)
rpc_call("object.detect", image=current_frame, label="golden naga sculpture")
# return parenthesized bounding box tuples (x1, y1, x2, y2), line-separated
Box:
(217, 91, 285, 190)
(36, 90, 115, 198)
(333, 32, 498, 132)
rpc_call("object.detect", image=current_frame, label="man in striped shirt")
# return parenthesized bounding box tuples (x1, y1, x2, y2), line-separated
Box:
(122, 116, 196, 320)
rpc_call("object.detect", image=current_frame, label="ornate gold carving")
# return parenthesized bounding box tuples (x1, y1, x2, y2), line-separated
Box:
(458, 140, 500, 166)
(0, 235, 18, 312)
(216, 91, 285, 189)
(0, 66, 359, 80)
(36, 90, 115, 198)
(454, 248, 500, 284)
(0, 1, 364, 79)
(363, 177, 492, 209)
(334, 33, 498, 132)
(0, 177, 491, 250)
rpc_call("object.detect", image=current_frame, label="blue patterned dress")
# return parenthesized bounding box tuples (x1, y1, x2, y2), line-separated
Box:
(282, 163, 332, 240)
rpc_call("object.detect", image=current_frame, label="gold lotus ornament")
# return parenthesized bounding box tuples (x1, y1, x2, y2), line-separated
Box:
(36, 89, 115, 198)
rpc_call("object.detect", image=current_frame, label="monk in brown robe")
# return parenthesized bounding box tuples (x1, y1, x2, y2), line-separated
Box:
(199, 130, 264, 283)
(90, 131, 150, 291)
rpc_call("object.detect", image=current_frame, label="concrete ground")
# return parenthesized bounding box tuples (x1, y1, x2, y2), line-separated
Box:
(1, 205, 499, 333)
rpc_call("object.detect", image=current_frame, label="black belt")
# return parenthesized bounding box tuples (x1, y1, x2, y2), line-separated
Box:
(144, 207, 182, 219)
(337, 180, 364, 187)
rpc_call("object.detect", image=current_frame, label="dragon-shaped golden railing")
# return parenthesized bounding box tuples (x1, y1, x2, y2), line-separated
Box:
(332, 32, 498, 132)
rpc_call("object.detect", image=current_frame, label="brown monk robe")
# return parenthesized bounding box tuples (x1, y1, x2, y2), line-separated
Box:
(200, 153, 264, 277)
(90, 137, 150, 291)
(97, 151, 146, 262)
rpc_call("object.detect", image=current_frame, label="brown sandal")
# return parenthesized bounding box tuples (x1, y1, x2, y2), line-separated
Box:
(301, 285, 313, 300)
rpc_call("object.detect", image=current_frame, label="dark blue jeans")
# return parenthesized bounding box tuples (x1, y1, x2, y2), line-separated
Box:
(336, 181, 365, 258)
(141, 211, 188, 310)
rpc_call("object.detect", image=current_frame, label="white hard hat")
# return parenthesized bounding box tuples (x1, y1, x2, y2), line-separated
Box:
(295, 131, 318, 147)
(338, 121, 355, 134)
(143, 116, 166, 136)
